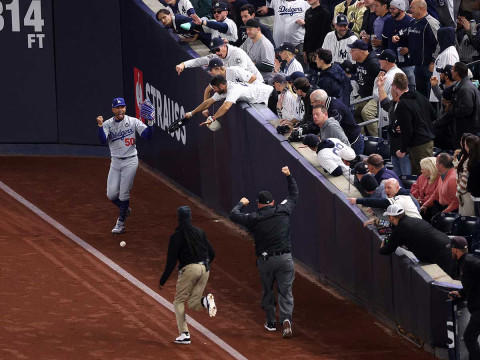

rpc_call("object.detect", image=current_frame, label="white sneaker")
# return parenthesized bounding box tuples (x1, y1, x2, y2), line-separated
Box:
(111, 218, 125, 234)
(282, 319, 292, 338)
(206, 293, 217, 317)
(174, 332, 191, 344)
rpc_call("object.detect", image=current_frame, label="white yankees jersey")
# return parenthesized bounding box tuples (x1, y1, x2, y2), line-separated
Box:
(322, 31, 358, 64)
(277, 89, 301, 121)
(211, 81, 274, 104)
(163, 0, 195, 16)
(102, 115, 148, 158)
(267, 0, 309, 46)
(316, 138, 353, 177)
(184, 44, 264, 82)
(430, 45, 459, 102)
(386, 195, 422, 219)
(280, 57, 304, 76)
(225, 66, 256, 83)
(202, 17, 238, 43)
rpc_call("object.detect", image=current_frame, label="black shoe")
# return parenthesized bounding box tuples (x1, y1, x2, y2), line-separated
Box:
(264, 321, 277, 331)
(168, 117, 189, 133)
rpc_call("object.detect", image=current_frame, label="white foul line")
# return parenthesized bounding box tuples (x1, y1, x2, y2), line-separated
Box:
(0, 180, 247, 360)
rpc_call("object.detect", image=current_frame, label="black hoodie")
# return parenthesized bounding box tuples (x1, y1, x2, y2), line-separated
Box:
(394, 91, 435, 152)
(437, 26, 455, 53)
(315, 63, 352, 107)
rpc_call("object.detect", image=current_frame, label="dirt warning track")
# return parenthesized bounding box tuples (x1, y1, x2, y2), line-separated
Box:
(0, 157, 433, 359)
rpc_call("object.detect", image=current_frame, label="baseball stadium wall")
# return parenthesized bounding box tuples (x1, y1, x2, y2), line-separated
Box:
(0, 0, 467, 357)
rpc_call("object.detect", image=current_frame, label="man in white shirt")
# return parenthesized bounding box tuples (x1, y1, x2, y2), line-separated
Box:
(202, 2, 238, 43)
(322, 14, 358, 64)
(175, 38, 264, 82)
(267, 0, 309, 47)
(184, 75, 276, 129)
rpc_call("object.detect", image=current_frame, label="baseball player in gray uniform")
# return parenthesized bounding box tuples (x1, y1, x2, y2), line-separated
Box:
(175, 37, 264, 83)
(96, 97, 155, 234)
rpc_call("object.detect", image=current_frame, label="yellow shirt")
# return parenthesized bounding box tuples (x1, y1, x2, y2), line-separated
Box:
(333, 1, 366, 37)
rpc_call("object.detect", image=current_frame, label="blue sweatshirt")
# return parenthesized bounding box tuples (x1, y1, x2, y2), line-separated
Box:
(399, 15, 438, 66)
(382, 14, 413, 67)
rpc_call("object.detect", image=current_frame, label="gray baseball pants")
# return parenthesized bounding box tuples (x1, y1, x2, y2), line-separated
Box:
(256, 253, 295, 324)
(106, 156, 138, 202)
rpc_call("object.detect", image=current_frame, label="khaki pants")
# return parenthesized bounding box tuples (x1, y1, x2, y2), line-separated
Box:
(408, 140, 433, 175)
(174, 263, 209, 334)
(354, 99, 378, 137)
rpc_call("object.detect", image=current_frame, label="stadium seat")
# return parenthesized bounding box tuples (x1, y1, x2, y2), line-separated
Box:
(377, 139, 391, 161)
(363, 136, 380, 156)
(431, 212, 460, 234)
(399, 175, 417, 190)
(452, 216, 480, 250)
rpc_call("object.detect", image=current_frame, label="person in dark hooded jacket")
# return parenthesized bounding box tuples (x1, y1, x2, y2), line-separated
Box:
(392, 72, 435, 175)
(429, 27, 459, 103)
(159, 206, 217, 345)
(312, 48, 352, 107)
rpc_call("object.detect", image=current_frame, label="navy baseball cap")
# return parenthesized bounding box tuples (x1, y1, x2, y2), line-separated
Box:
(210, 37, 225, 52)
(360, 174, 379, 192)
(276, 42, 296, 54)
(302, 134, 320, 149)
(348, 40, 368, 51)
(257, 190, 273, 204)
(272, 74, 287, 84)
(208, 58, 224, 70)
(286, 71, 305, 82)
(213, 1, 228, 11)
(378, 49, 396, 63)
(353, 161, 368, 175)
(437, 64, 453, 77)
(336, 14, 349, 25)
(112, 97, 126, 108)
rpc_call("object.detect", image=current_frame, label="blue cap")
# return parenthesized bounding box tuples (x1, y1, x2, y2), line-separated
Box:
(210, 37, 225, 52)
(208, 58, 224, 70)
(347, 40, 369, 51)
(112, 97, 126, 108)
(336, 14, 348, 25)
(275, 42, 296, 54)
(378, 49, 396, 63)
(286, 71, 305, 82)
(213, 1, 228, 10)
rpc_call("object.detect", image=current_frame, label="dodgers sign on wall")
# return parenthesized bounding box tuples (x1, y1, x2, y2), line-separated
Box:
(0, 0, 46, 48)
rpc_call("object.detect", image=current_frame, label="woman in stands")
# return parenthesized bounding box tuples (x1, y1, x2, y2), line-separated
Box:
(457, 134, 477, 216)
(410, 157, 440, 206)
(465, 134, 480, 216)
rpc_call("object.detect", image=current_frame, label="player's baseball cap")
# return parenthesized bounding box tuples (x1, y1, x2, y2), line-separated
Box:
(360, 174, 379, 192)
(112, 97, 126, 108)
(257, 190, 273, 205)
(272, 74, 287, 84)
(244, 19, 260, 28)
(347, 40, 369, 51)
(338, 145, 356, 161)
(209, 37, 225, 52)
(448, 236, 468, 250)
(378, 49, 397, 63)
(207, 58, 224, 70)
(336, 14, 349, 26)
(389, 0, 406, 11)
(286, 71, 305, 82)
(213, 1, 228, 11)
(383, 204, 405, 217)
(353, 161, 368, 175)
(302, 134, 320, 149)
(276, 42, 296, 54)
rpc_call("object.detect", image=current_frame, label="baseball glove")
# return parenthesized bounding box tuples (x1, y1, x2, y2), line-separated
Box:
(168, 117, 190, 133)
(140, 99, 155, 123)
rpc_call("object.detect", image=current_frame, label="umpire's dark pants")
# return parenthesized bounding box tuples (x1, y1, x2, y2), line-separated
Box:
(257, 253, 295, 324)
(464, 310, 480, 360)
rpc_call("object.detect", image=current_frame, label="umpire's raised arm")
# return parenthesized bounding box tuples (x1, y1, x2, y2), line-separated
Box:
(229, 197, 254, 228)
(282, 166, 299, 212)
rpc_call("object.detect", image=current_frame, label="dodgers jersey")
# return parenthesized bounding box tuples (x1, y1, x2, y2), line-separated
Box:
(316, 138, 353, 177)
(267, 0, 309, 46)
(102, 115, 148, 158)
(211, 81, 274, 104)
(184, 44, 264, 82)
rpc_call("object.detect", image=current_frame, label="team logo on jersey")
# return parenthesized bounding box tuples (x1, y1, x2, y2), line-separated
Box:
(339, 49, 348, 59)
(124, 120, 130, 128)
(134, 67, 144, 119)
(235, 58, 241, 64)
(278, 5, 304, 16)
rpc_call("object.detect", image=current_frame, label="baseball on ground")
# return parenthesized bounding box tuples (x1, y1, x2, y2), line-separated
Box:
(120, 241, 126, 247)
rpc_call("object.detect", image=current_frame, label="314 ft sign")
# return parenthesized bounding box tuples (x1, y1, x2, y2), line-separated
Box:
(0, 0, 45, 48)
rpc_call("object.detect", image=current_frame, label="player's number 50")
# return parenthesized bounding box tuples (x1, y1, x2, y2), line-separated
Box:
(0, 0, 44, 32)
(124, 138, 136, 147)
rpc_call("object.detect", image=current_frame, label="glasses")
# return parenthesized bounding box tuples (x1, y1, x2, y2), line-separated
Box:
(213, 10, 224, 14)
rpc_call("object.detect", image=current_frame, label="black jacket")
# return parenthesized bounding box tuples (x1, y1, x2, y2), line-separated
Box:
(380, 97, 402, 154)
(394, 91, 435, 153)
(355, 52, 380, 98)
(303, 5, 331, 54)
(159, 224, 215, 285)
(459, 254, 480, 313)
(380, 216, 452, 274)
(315, 64, 352, 107)
(229, 175, 299, 256)
(451, 77, 480, 145)
(467, 160, 480, 197)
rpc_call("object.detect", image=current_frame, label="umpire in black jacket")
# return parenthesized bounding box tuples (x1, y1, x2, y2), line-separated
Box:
(159, 206, 216, 345)
(230, 166, 298, 338)
(449, 236, 480, 360)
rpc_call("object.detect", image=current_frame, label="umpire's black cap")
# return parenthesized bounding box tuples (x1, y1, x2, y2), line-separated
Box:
(257, 190, 273, 204)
